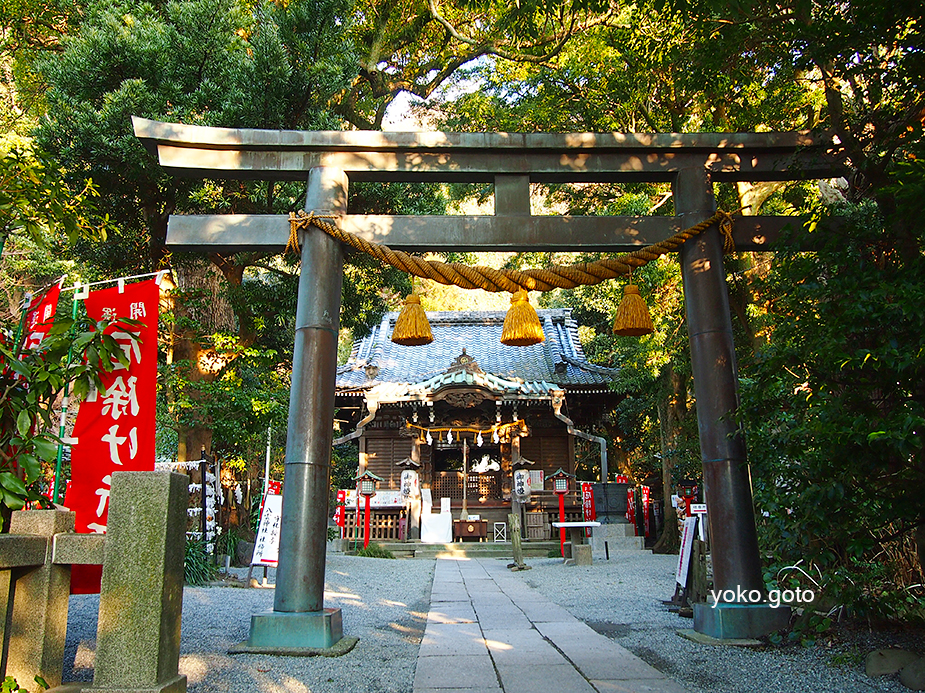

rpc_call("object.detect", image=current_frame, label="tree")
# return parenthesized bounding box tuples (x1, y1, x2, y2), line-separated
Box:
(33, 0, 443, 464)
(0, 134, 101, 266)
(336, 0, 617, 128)
(740, 196, 925, 614)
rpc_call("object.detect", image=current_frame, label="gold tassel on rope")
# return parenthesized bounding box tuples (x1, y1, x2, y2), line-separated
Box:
(392, 294, 433, 346)
(501, 290, 545, 347)
(612, 284, 654, 336)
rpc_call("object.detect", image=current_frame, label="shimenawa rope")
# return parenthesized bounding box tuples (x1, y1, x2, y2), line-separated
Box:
(287, 210, 735, 293)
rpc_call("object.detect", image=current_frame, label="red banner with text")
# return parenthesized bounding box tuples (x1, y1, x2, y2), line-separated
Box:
(23, 281, 62, 351)
(581, 482, 596, 538)
(67, 280, 158, 593)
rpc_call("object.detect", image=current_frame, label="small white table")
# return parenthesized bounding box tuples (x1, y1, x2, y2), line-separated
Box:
(552, 521, 601, 565)
(552, 521, 601, 546)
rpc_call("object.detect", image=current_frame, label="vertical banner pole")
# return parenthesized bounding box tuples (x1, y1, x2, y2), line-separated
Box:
(264, 424, 272, 494)
(363, 495, 371, 549)
(52, 294, 80, 503)
(200, 455, 208, 545)
(558, 493, 566, 557)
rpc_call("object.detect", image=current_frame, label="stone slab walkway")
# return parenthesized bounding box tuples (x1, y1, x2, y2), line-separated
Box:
(414, 557, 689, 693)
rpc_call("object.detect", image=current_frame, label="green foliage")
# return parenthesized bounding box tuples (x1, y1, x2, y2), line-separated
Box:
(32, 2, 451, 466)
(433, 0, 814, 135)
(214, 523, 247, 557)
(184, 538, 217, 585)
(743, 198, 925, 621)
(330, 442, 359, 499)
(354, 542, 395, 559)
(0, 314, 139, 522)
(1, 674, 47, 693)
(0, 135, 105, 248)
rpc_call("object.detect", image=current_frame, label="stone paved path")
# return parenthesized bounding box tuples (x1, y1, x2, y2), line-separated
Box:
(414, 557, 689, 693)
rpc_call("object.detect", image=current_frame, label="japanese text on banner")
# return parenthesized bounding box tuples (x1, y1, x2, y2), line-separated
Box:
(67, 279, 158, 593)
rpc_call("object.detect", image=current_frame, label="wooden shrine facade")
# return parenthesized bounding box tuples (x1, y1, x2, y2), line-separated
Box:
(334, 309, 620, 539)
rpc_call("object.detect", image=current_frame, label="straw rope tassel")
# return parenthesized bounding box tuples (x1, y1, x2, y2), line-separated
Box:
(612, 284, 654, 336)
(501, 290, 545, 347)
(392, 294, 433, 346)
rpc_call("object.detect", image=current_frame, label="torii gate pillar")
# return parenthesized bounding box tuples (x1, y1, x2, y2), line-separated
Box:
(676, 168, 790, 638)
(242, 167, 348, 651)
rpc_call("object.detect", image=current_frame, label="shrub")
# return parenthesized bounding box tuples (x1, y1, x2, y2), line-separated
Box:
(355, 542, 395, 559)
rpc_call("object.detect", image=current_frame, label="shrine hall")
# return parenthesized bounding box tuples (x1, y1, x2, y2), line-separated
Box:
(334, 308, 621, 543)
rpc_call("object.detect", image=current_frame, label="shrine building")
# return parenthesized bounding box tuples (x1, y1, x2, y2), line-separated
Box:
(334, 308, 621, 543)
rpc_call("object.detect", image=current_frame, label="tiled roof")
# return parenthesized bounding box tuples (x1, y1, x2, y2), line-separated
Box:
(336, 309, 618, 393)
(365, 368, 559, 401)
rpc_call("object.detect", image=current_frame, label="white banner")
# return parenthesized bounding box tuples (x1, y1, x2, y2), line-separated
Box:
(252, 493, 283, 566)
(343, 489, 404, 508)
(675, 516, 698, 588)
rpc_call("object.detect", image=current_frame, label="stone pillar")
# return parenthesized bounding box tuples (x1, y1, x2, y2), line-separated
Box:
(5, 510, 73, 689)
(675, 169, 789, 638)
(243, 167, 347, 651)
(86, 472, 187, 693)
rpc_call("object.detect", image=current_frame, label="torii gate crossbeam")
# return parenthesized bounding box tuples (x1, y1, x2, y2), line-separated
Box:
(134, 118, 846, 645)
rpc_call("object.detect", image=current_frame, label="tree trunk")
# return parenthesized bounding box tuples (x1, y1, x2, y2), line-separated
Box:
(164, 262, 236, 462)
(651, 365, 688, 554)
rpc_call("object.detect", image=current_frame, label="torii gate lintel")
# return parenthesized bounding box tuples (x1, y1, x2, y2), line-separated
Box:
(133, 118, 845, 646)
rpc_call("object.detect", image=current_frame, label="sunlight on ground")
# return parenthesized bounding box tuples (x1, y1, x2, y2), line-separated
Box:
(379, 599, 408, 607)
(386, 622, 418, 634)
(324, 590, 360, 600)
(484, 639, 514, 652)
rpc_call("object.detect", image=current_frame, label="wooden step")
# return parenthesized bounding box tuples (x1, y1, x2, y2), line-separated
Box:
(368, 541, 562, 559)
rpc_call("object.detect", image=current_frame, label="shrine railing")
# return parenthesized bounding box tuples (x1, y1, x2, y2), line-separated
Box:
(343, 510, 404, 541)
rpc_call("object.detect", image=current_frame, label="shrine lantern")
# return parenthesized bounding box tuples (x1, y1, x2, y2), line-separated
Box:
(678, 479, 698, 517)
(549, 468, 575, 556)
(354, 469, 383, 549)
(550, 468, 573, 495)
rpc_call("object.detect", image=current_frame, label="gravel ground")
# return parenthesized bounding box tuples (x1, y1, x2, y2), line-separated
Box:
(62, 549, 922, 693)
(522, 551, 922, 693)
(63, 554, 434, 693)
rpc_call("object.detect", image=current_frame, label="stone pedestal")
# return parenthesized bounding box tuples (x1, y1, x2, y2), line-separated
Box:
(590, 522, 643, 553)
(5, 511, 73, 689)
(693, 602, 791, 640)
(565, 544, 592, 566)
(231, 609, 347, 654)
(85, 472, 188, 693)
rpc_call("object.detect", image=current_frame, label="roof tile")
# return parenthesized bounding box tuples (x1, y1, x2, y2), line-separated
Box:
(336, 309, 618, 391)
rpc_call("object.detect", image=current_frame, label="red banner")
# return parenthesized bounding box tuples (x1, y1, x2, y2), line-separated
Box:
(626, 487, 636, 533)
(67, 280, 158, 593)
(23, 281, 62, 351)
(333, 489, 346, 529)
(581, 482, 596, 538)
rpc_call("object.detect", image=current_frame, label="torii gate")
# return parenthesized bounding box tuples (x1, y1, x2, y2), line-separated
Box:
(134, 118, 844, 646)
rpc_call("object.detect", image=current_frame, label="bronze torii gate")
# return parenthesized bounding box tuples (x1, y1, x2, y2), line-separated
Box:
(133, 118, 844, 645)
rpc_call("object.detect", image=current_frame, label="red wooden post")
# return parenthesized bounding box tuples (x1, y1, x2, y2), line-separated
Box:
(364, 494, 372, 549)
(558, 492, 566, 556)
(549, 468, 573, 558)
